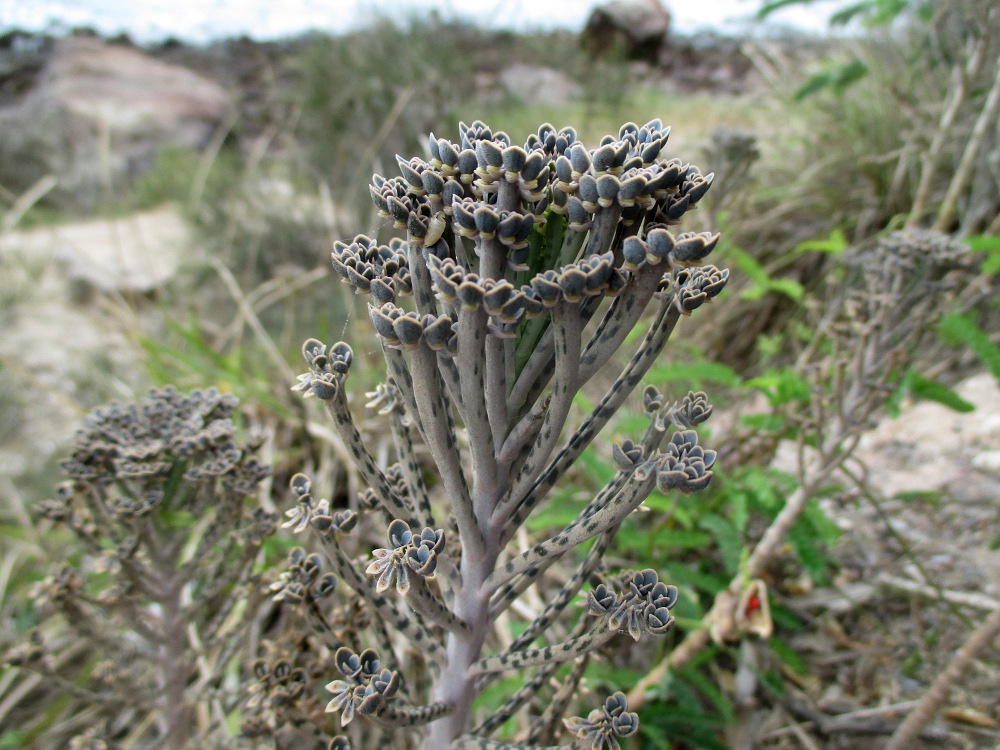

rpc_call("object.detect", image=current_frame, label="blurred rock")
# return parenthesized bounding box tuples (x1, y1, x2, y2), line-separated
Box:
(0, 31, 52, 103)
(0, 36, 232, 209)
(2, 207, 187, 295)
(497, 64, 582, 105)
(582, 0, 672, 64)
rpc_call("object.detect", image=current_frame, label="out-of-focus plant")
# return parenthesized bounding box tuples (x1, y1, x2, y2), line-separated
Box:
(3, 387, 277, 749)
(249, 116, 730, 748)
(629, 228, 977, 707)
(765, 0, 1000, 235)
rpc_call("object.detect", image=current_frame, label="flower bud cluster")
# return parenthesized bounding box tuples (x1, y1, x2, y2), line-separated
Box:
(364, 381, 407, 417)
(60, 386, 263, 488)
(673, 265, 730, 314)
(239, 508, 280, 545)
(282, 473, 357, 536)
(643, 387, 714, 430)
(563, 692, 640, 750)
(424, 252, 625, 334)
(612, 439, 645, 471)
(331, 235, 412, 303)
(366, 519, 445, 595)
(669, 391, 714, 429)
(621, 228, 720, 270)
(369, 303, 459, 352)
(325, 647, 401, 725)
(647, 429, 717, 493)
(451, 197, 535, 248)
(248, 657, 308, 710)
(586, 569, 679, 641)
(548, 120, 712, 228)
(364, 119, 715, 292)
(270, 546, 338, 604)
(292, 339, 354, 401)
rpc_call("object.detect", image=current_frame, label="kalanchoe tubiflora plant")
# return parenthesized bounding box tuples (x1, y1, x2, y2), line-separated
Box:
(5, 387, 276, 749)
(284, 119, 728, 747)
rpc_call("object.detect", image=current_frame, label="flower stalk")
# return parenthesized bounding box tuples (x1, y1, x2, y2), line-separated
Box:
(288, 119, 727, 747)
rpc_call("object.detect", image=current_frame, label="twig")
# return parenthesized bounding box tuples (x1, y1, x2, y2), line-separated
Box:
(210, 258, 297, 385)
(885, 603, 1000, 750)
(877, 573, 1000, 612)
(907, 36, 988, 228)
(933, 53, 1000, 232)
(779, 706, 823, 750)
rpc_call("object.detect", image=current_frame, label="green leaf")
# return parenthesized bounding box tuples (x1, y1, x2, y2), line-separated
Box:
(739, 413, 788, 433)
(646, 360, 743, 388)
(730, 245, 768, 284)
(679, 665, 735, 722)
(0, 732, 28, 750)
(525, 499, 581, 532)
(653, 528, 713, 550)
(745, 368, 812, 406)
(964, 234, 1000, 253)
(757, 0, 820, 20)
(938, 314, 1000, 382)
(803, 499, 841, 546)
(794, 60, 869, 101)
(833, 60, 869, 90)
(794, 71, 835, 100)
(788, 517, 830, 584)
(905, 371, 975, 413)
(768, 278, 805, 301)
(795, 229, 848, 255)
(664, 562, 728, 596)
(866, 0, 910, 25)
(699, 514, 743, 575)
(770, 602, 804, 630)
(891, 490, 945, 504)
(769, 637, 807, 674)
(829, 0, 875, 25)
(585, 662, 645, 689)
(576, 445, 616, 484)
(730, 245, 804, 300)
(964, 234, 1000, 275)
(637, 724, 674, 750)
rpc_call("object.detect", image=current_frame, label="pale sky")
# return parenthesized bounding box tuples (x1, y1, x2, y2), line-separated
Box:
(1, 0, 842, 42)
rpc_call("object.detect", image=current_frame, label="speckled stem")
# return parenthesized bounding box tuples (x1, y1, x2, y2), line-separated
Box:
(387, 409, 435, 529)
(485, 469, 656, 594)
(409, 341, 482, 560)
(469, 623, 617, 676)
(500, 300, 681, 545)
(323, 389, 416, 526)
(405, 575, 470, 636)
(504, 301, 582, 510)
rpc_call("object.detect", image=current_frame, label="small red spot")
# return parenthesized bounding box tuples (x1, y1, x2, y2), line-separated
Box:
(747, 596, 761, 613)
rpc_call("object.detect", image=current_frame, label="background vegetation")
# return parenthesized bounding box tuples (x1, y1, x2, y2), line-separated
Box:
(1, 1, 998, 747)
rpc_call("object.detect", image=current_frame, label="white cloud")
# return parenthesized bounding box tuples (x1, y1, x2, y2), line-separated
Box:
(0, 0, 838, 42)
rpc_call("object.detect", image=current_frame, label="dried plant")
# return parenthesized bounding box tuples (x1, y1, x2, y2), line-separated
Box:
(4, 387, 276, 749)
(262, 118, 729, 748)
(630, 228, 977, 705)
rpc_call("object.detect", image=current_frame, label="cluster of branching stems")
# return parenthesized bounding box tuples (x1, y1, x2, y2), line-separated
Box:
(277, 118, 730, 748)
(627, 230, 980, 729)
(4, 387, 276, 749)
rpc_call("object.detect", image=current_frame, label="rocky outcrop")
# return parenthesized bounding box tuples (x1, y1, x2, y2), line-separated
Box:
(582, 0, 672, 64)
(0, 36, 232, 209)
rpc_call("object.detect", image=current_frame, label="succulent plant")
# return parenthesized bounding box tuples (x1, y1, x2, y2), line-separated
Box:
(283, 119, 727, 748)
(8, 387, 276, 749)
